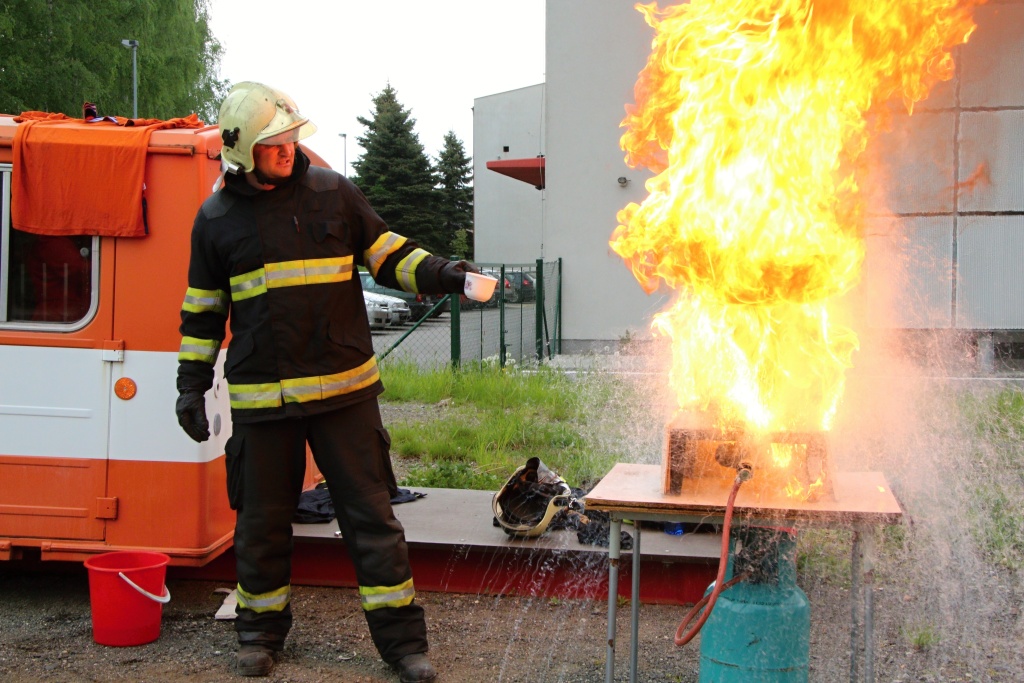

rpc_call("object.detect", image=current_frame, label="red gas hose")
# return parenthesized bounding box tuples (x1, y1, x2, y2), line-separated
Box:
(674, 468, 751, 646)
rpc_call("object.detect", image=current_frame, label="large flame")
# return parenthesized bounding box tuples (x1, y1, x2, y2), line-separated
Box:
(613, 0, 980, 432)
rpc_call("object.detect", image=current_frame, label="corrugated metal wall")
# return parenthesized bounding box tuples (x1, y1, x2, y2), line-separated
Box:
(865, 2, 1024, 331)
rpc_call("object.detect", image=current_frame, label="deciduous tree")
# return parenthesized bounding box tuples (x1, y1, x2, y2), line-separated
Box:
(0, 0, 225, 122)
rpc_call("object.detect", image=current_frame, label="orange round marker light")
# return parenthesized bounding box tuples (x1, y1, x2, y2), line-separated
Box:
(114, 377, 138, 400)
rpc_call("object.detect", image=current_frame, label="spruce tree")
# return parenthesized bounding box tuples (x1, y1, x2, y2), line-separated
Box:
(351, 84, 444, 254)
(436, 131, 474, 259)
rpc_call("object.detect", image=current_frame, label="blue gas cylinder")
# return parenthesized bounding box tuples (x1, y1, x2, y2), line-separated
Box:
(697, 529, 810, 682)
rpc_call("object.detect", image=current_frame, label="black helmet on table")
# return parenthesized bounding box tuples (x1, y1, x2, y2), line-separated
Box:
(492, 457, 575, 537)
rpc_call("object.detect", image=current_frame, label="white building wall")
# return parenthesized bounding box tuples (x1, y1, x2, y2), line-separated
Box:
(862, 0, 1024, 331)
(473, 85, 546, 265)
(474, 1, 1024, 351)
(543, 0, 668, 351)
(956, 1, 1024, 329)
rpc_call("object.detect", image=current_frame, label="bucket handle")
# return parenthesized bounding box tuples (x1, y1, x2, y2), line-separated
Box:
(118, 572, 171, 604)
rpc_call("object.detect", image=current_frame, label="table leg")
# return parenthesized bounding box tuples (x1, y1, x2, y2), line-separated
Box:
(606, 517, 622, 683)
(630, 522, 641, 683)
(850, 523, 878, 682)
(863, 527, 877, 682)
(850, 530, 862, 683)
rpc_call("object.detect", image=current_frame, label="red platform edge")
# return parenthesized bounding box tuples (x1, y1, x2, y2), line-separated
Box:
(171, 539, 716, 606)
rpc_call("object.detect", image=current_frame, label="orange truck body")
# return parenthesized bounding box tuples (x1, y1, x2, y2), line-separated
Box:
(0, 115, 322, 566)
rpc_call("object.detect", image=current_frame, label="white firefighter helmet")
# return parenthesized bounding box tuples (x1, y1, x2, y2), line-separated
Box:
(217, 81, 317, 173)
(492, 457, 574, 538)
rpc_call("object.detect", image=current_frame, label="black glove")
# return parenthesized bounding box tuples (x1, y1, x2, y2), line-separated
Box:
(439, 260, 481, 293)
(176, 390, 210, 443)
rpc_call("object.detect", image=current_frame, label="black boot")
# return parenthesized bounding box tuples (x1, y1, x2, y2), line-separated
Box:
(392, 652, 437, 682)
(236, 643, 275, 677)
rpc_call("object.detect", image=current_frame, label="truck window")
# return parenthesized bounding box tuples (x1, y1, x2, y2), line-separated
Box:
(0, 165, 99, 329)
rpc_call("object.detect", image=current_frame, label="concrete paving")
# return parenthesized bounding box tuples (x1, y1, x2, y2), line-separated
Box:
(293, 487, 721, 562)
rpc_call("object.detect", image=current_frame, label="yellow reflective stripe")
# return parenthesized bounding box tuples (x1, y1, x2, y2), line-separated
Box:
(230, 268, 267, 301)
(280, 357, 379, 404)
(359, 578, 415, 611)
(265, 257, 353, 288)
(236, 583, 291, 613)
(304, 257, 353, 284)
(394, 249, 429, 292)
(322, 358, 380, 399)
(264, 259, 307, 287)
(228, 359, 379, 412)
(182, 287, 228, 315)
(228, 382, 283, 409)
(280, 375, 323, 403)
(178, 336, 220, 364)
(364, 232, 407, 278)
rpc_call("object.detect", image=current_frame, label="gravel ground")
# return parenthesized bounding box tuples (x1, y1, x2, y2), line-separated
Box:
(3, 388, 1023, 683)
(0, 563, 1021, 683)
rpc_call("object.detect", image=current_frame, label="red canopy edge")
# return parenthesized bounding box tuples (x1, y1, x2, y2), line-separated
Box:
(485, 157, 545, 190)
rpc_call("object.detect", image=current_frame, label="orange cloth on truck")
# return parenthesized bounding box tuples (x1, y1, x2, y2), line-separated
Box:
(11, 112, 203, 238)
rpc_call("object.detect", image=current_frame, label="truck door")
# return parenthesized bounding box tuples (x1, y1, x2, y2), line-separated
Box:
(0, 163, 113, 543)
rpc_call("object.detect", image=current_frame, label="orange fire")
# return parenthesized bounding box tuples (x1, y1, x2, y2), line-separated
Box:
(613, 0, 981, 432)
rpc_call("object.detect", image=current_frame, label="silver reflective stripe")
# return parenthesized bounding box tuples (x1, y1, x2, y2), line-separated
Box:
(231, 269, 268, 301)
(238, 592, 289, 609)
(265, 257, 352, 287)
(365, 232, 406, 276)
(228, 382, 284, 409)
(321, 363, 378, 399)
(236, 584, 291, 612)
(279, 357, 379, 404)
(265, 264, 305, 283)
(182, 288, 228, 315)
(394, 249, 429, 292)
(178, 336, 220, 364)
(361, 585, 415, 607)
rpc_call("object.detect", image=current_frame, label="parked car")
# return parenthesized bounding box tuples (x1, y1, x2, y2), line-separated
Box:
(505, 271, 537, 303)
(360, 270, 446, 320)
(363, 291, 390, 330)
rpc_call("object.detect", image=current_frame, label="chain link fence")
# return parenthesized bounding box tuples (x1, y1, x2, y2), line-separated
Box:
(368, 258, 562, 369)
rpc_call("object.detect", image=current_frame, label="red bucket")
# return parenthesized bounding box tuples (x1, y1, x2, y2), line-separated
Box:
(84, 551, 171, 646)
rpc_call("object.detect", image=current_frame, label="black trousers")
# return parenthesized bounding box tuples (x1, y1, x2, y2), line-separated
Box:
(225, 397, 427, 663)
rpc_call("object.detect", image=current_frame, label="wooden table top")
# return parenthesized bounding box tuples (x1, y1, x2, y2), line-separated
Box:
(585, 463, 903, 526)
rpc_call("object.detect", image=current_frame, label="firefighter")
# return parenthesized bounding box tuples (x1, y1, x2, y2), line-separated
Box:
(175, 81, 475, 681)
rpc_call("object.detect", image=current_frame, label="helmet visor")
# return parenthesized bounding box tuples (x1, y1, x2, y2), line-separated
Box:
(254, 96, 317, 146)
(257, 128, 303, 146)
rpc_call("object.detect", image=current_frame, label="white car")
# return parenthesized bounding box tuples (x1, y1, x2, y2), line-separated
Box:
(363, 291, 391, 329)
(363, 291, 410, 328)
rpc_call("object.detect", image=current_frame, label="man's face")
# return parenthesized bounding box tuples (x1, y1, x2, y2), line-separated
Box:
(252, 141, 296, 182)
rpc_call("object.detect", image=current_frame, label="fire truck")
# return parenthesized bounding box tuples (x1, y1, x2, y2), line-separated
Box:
(0, 114, 322, 566)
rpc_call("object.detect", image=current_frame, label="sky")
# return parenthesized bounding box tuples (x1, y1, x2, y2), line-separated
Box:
(207, 0, 547, 176)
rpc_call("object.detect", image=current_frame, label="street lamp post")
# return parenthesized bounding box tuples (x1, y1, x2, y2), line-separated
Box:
(121, 39, 139, 118)
(339, 133, 347, 177)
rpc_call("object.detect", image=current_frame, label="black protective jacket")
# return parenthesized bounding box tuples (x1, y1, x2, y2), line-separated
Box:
(177, 150, 454, 423)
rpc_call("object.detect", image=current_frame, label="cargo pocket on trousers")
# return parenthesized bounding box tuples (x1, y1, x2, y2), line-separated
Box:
(375, 426, 400, 499)
(224, 433, 245, 510)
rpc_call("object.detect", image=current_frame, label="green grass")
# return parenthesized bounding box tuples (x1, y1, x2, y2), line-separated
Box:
(381, 364, 1024, 577)
(379, 360, 624, 491)
(902, 623, 941, 651)
(959, 387, 1024, 570)
(796, 528, 853, 584)
(968, 484, 1024, 570)
(958, 386, 1024, 443)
